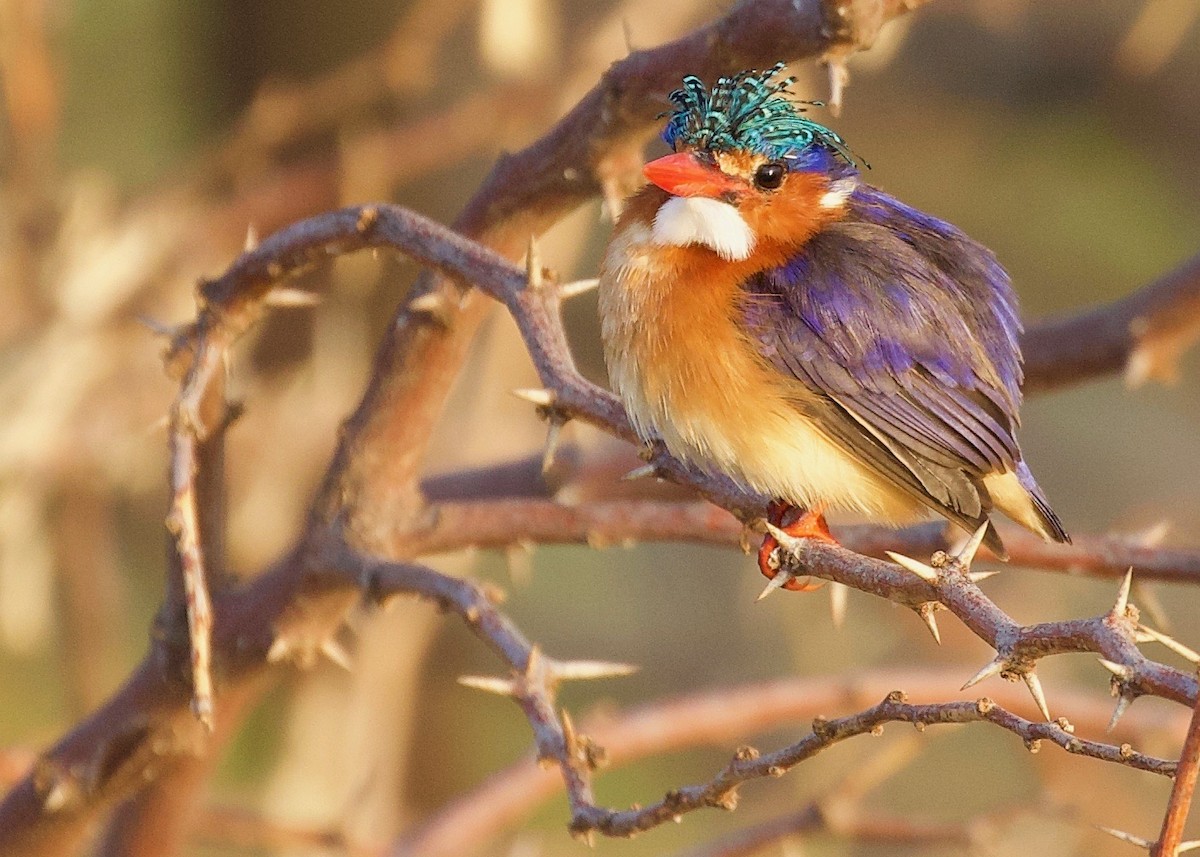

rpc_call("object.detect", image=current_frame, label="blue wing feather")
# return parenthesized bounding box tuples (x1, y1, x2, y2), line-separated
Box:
(742, 186, 1027, 530)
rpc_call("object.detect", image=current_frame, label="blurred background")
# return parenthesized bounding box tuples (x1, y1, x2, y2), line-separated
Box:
(1, 0, 1200, 854)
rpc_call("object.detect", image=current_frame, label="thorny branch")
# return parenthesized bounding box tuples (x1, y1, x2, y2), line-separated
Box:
(4, 1, 1200, 855)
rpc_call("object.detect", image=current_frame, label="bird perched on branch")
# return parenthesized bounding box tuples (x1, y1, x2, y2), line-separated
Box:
(598, 64, 1069, 592)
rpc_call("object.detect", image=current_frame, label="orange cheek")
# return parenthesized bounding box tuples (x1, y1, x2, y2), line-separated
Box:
(739, 172, 838, 250)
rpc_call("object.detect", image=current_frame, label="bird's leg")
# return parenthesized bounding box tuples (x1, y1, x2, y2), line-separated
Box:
(757, 501, 836, 592)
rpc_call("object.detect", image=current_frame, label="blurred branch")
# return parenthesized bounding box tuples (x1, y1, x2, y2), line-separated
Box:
(1023, 251, 1200, 392)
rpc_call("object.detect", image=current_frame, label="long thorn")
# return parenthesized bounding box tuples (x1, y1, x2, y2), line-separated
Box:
(961, 656, 1006, 690)
(956, 523, 989, 571)
(1138, 624, 1200, 663)
(458, 675, 519, 696)
(1023, 671, 1052, 721)
(829, 582, 848, 630)
(1095, 826, 1154, 849)
(559, 278, 600, 298)
(320, 638, 353, 671)
(968, 570, 1001, 583)
(550, 659, 639, 681)
(1113, 568, 1134, 616)
(1108, 692, 1135, 732)
(621, 463, 657, 482)
(511, 387, 556, 407)
(526, 235, 543, 290)
(917, 604, 942, 644)
(885, 551, 938, 582)
(542, 419, 563, 474)
(757, 571, 794, 602)
(1098, 658, 1133, 679)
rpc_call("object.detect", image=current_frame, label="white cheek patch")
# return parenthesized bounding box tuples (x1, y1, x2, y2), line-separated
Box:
(652, 196, 756, 262)
(819, 177, 858, 209)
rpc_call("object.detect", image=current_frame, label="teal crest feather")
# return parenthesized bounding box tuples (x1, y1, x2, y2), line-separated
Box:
(661, 63, 857, 165)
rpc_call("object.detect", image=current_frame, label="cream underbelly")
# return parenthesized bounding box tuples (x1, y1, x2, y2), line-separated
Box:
(633, 382, 925, 523)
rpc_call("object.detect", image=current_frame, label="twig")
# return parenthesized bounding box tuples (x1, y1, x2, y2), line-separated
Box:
(1155, 684, 1200, 856)
(395, 667, 1186, 857)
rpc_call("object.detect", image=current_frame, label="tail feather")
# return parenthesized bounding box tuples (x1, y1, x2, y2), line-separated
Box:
(984, 461, 1070, 545)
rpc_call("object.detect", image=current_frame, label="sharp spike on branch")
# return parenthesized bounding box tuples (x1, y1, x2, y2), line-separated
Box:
(756, 571, 794, 602)
(409, 291, 451, 325)
(1095, 826, 1154, 849)
(511, 387, 556, 407)
(961, 656, 1006, 690)
(1108, 692, 1135, 732)
(136, 314, 181, 338)
(1177, 840, 1200, 853)
(526, 235, 544, 290)
(525, 645, 543, 679)
(1137, 624, 1200, 663)
(917, 604, 941, 644)
(956, 523, 989, 571)
(457, 675, 519, 696)
(1023, 671, 1052, 721)
(1132, 580, 1172, 633)
(559, 278, 600, 298)
(320, 638, 353, 671)
(967, 569, 1000, 583)
(542, 419, 564, 474)
(621, 463, 658, 482)
(829, 582, 848, 630)
(602, 178, 625, 222)
(1098, 658, 1133, 679)
(764, 522, 804, 555)
(549, 659, 639, 682)
(265, 287, 322, 308)
(266, 636, 293, 664)
(1113, 568, 1134, 616)
(885, 551, 938, 582)
(244, 223, 259, 252)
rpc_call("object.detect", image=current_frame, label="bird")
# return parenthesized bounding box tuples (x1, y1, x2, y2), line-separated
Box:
(597, 64, 1069, 592)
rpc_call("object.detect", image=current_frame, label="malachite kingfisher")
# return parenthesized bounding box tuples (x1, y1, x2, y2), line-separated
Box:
(598, 64, 1069, 591)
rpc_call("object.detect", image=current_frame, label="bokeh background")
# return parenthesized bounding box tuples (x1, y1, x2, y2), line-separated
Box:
(2, 0, 1200, 854)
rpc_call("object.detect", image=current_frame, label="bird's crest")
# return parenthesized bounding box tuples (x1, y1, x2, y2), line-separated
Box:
(661, 63, 858, 166)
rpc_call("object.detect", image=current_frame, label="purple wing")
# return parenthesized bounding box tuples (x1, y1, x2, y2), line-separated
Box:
(741, 187, 1032, 548)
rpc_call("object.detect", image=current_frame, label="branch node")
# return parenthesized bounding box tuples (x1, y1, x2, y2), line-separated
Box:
(734, 744, 760, 761)
(355, 206, 379, 234)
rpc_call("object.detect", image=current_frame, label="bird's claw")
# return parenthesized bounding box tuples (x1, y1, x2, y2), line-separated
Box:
(756, 503, 835, 593)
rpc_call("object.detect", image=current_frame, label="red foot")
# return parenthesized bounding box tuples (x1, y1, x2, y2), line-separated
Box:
(757, 501, 837, 592)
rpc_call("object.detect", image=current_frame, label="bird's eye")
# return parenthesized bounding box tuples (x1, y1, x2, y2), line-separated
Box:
(754, 162, 785, 190)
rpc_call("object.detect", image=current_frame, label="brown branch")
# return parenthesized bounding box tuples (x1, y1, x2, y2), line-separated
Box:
(394, 669, 1187, 857)
(1023, 251, 1200, 392)
(5, 0, 1200, 852)
(1155, 688, 1200, 856)
(346, 551, 1177, 844)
